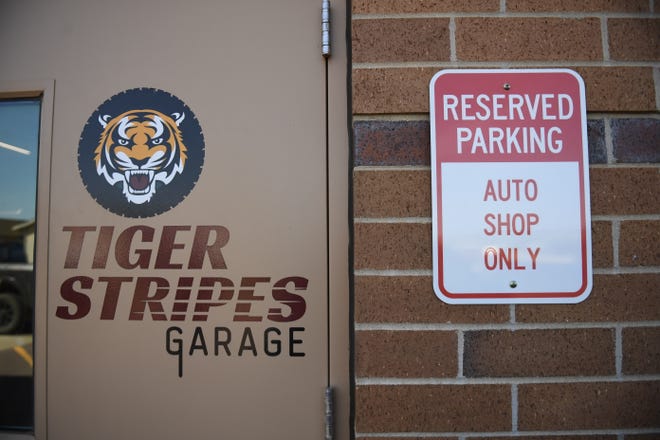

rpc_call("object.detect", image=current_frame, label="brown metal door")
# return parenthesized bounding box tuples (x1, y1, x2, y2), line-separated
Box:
(0, 1, 348, 439)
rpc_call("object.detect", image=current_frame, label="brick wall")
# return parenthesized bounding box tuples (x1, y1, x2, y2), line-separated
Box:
(351, 1, 659, 438)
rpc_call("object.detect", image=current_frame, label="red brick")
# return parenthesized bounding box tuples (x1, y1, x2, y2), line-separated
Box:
(592, 221, 613, 268)
(588, 119, 608, 164)
(354, 120, 430, 166)
(590, 167, 660, 216)
(352, 67, 436, 115)
(575, 67, 657, 112)
(508, 0, 649, 12)
(354, 275, 509, 324)
(611, 118, 660, 163)
(619, 220, 660, 267)
(456, 18, 602, 62)
(353, 18, 450, 63)
(623, 327, 660, 375)
(463, 328, 615, 377)
(518, 381, 660, 430)
(517, 273, 660, 323)
(354, 169, 430, 218)
(355, 330, 457, 377)
(609, 19, 660, 61)
(354, 222, 432, 270)
(356, 384, 510, 432)
(352, 0, 499, 14)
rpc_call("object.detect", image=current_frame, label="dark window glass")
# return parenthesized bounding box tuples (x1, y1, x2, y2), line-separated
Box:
(0, 97, 40, 430)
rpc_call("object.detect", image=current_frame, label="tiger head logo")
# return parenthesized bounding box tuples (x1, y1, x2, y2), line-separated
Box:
(95, 110, 187, 205)
(79, 88, 204, 218)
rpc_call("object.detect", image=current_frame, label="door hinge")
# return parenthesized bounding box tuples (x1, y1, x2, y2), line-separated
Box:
(324, 386, 334, 440)
(321, 0, 331, 58)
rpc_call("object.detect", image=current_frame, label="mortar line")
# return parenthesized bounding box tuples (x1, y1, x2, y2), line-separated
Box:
(449, 17, 457, 63)
(354, 267, 660, 276)
(352, 114, 430, 121)
(354, 215, 660, 223)
(612, 219, 621, 268)
(603, 117, 616, 164)
(592, 214, 660, 221)
(353, 165, 430, 171)
(616, 325, 623, 378)
(356, 322, 660, 331)
(353, 60, 659, 69)
(355, 217, 432, 224)
(593, 266, 660, 274)
(355, 428, 660, 438)
(601, 16, 611, 62)
(356, 374, 660, 386)
(354, 269, 434, 276)
(352, 113, 660, 120)
(511, 383, 519, 432)
(352, 12, 657, 19)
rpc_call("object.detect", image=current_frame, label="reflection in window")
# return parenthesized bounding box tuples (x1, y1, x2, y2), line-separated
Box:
(0, 97, 40, 430)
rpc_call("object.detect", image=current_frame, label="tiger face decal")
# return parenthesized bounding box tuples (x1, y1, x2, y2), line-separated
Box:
(95, 110, 187, 205)
(79, 88, 204, 218)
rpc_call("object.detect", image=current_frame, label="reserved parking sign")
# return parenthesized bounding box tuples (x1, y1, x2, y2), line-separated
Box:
(430, 69, 592, 304)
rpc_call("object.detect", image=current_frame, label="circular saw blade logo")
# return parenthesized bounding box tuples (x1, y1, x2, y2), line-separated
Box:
(78, 88, 204, 218)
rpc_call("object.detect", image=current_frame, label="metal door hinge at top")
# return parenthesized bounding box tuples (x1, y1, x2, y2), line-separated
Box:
(322, 0, 331, 58)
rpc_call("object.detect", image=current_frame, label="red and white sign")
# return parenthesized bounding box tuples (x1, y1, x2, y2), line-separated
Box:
(430, 69, 592, 304)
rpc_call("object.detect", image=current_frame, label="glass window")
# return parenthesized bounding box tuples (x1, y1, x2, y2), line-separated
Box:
(0, 97, 40, 430)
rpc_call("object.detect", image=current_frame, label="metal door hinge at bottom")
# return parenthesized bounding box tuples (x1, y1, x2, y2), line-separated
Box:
(324, 386, 334, 440)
